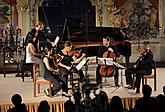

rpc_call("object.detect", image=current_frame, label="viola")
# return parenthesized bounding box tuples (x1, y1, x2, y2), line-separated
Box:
(46, 55, 62, 75)
(99, 51, 116, 77)
(48, 55, 63, 60)
(136, 49, 150, 66)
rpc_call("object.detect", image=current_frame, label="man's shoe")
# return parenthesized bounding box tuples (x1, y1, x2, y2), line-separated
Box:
(44, 89, 49, 97)
(127, 85, 133, 89)
(115, 82, 120, 87)
(115, 84, 120, 87)
(44, 89, 54, 97)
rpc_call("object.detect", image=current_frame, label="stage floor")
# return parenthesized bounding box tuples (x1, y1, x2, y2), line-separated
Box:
(0, 67, 165, 105)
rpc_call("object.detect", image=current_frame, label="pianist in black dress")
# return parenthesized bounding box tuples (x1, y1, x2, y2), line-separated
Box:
(58, 41, 86, 93)
(96, 36, 120, 87)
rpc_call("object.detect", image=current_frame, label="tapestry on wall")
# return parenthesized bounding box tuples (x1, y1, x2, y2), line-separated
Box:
(109, 0, 159, 28)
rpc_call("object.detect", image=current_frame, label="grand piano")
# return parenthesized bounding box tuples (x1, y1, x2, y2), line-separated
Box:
(38, 0, 131, 69)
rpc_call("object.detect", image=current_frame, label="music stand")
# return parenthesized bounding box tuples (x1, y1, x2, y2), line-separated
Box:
(111, 62, 130, 94)
(97, 57, 114, 88)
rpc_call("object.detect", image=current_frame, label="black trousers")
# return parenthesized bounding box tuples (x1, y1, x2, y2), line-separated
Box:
(44, 73, 66, 95)
(96, 65, 119, 86)
(125, 67, 151, 89)
(59, 66, 85, 93)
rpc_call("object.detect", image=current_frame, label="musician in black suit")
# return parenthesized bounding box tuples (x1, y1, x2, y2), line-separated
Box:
(96, 36, 120, 87)
(125, 41, 153, 93)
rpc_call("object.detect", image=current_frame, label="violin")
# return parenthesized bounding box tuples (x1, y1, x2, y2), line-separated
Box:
(67, 49, 82, 57)
(99, 50, 116, 77)
(136, 49, 150, 66)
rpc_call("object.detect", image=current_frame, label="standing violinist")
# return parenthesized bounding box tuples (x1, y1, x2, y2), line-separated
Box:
(58, 41, 86, 94)
(125, 41, 153, 93)
(96, 36, 120, 87)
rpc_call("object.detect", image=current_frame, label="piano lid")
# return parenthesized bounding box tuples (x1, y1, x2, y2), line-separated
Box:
(61, 26, 128, 42)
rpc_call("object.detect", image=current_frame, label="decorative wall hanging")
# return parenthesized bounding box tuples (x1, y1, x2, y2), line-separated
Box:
(127, 0, 159, 40)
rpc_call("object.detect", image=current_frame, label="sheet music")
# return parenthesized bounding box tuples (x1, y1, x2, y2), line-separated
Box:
(76, 58, 88, 71)
(97, 57, 113, 65)
(52, 36, 60, 47)
(113, 62, 125, 69)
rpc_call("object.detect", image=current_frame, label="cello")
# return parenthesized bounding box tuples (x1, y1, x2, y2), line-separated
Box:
(99, 50, 116, 77)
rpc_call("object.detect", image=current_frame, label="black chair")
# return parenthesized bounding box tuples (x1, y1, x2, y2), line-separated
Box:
(3, 46, 20, 77)
(20, 60, 33, 82)
(20, 48, 33, 82)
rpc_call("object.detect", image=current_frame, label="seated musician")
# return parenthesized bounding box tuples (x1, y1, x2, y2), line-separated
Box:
(43, 43, 66, 96)
(125, 41, 153, 93)
(96, 36, 120, 87)
(58, 41, 86, 93)
(25, 36, 45, 77)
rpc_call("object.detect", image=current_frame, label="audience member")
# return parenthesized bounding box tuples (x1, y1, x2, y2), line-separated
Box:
(134, 84, 156, 112)
(73, 91, 85, 112)
(38, 100, 50, 112)
(82, 89, 94, 112)
(64, 100, 74, 112)
(92, 90, 109, 112)
(155, 94, 165, 112)
(7, 94, 27, 112)
(109, 95, 128, 112)
(163, 85, 165, 95)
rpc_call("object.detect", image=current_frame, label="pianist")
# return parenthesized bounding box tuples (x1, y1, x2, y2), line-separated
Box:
(25, 36, 45, 77)
(96, 36, 120, 87)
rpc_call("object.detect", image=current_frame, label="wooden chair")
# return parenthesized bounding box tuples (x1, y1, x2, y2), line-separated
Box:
(142, 60, 157, 91)
(33, 63, 52, 97)
(133, 60, 156, 91)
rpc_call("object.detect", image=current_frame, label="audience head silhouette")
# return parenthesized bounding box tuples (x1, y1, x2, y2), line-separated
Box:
(155, 94, 165, 112)
(110, 95, 124, 111)
(99, 90, 108, 103)
(73, 91, 82, 103)
(7, 94, 27, 112)
(163, 86, 165, 95)
(142, 84, 152, 97)
(11, 94, 22, 106)
(38, 100, 50, 112)
(64, 100, 74, 112)
(93, 90, 109, 112)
